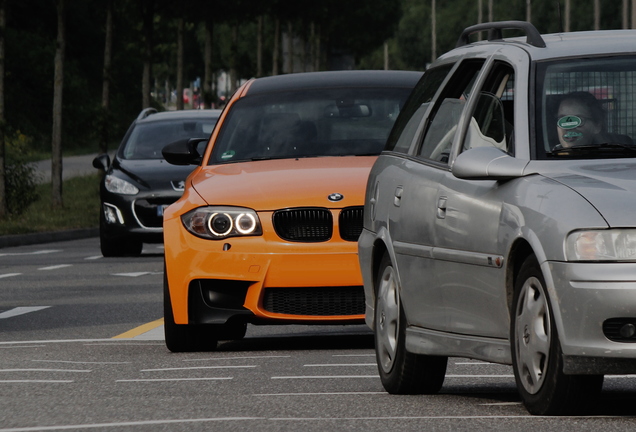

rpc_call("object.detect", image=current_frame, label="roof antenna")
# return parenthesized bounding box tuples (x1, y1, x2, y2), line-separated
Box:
(556, 1, 564, 33)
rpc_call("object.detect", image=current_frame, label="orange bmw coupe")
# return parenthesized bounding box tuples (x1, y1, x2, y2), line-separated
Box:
(162, 70, 422, 351)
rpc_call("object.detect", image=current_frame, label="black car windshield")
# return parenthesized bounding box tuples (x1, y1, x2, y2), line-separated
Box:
(208, 88, 412, 164)
(121, 119, 217, 160)
(536, 56, 636, 160)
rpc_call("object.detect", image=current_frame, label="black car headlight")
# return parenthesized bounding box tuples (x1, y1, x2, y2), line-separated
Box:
(181, 206, 262, 240)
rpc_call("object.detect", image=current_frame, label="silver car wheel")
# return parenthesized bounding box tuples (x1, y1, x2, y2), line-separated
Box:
(376, 263, 400, 374)
(514, 275, 551, 395)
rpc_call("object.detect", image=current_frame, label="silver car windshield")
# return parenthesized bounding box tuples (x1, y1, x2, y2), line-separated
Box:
(537, 56, 636, 159)
(208, 88, 412, 164)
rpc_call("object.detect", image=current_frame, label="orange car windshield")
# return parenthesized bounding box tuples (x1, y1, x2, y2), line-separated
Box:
(209, 88, 412, 164)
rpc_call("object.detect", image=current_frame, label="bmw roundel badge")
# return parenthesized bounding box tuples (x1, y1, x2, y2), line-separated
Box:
(328, 193, 344, 202)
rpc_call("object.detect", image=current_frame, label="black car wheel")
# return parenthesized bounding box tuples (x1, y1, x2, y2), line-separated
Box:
(164, 268, 218, 352)
(511, 255, 603, 415)
(374, 253, 447, 394)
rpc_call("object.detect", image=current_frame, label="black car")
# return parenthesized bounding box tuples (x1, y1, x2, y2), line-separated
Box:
(93, 108, 221, 256)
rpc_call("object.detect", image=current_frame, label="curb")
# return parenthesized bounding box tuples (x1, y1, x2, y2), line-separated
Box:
(0, 228, 99, 249)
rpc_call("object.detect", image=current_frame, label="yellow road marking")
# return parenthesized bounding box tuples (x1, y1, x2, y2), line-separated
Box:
(113, 318, 164, 339)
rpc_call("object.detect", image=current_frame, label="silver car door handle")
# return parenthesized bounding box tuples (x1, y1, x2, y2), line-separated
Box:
(437, 196, 447, 219)
(394, 186, 403, 207)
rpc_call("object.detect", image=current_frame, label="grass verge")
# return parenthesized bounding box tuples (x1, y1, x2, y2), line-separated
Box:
(0, 174, 101, 236)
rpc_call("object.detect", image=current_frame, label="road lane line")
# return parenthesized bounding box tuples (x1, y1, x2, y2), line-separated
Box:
(112, 318, 164, 339)
(304, 363, 376, 367)
(272, 375, 379, 379)
(184, 355, 291, 362)
(117, 377, 234, 382)
(0, 250, 61, 257)
(254, 392, 385, 396)
(0, 379, 74, 384)
(0, 369, 90, 373)
(84, 256, 102, 260)
(141, 365, 256, 372)
(32, 360, 130, 365)
(0, 306, 50, 319)
(0, 273, 21, 279)
(38, 264, 72, 271)
(0, 417, 261, 432)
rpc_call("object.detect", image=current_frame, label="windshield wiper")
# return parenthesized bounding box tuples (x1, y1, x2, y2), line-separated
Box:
(546, 142, 636, 157)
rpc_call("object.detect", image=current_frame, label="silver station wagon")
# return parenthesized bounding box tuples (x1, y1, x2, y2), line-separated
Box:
(359, 21, 636, 415)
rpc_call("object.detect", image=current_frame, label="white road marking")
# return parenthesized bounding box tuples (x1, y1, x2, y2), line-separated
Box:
(0, 417, 261, 432)
(38, 264, 72, 271)
(183, 355, 291, 362)
(0, 273, 21, 279)
(445, 374, 515, 378)
(141, 365, 256, 372)
(304, 363, 376, 367)
(0, 369, 90, 373)
(0, 379, 74, 384)
(272, 375, 379, 379)
(254, 392, 385, 396)
(117, 377, 234, 383)
(0, 250, 61, 257)
(84, 256, 102, 260)
(332, 354, 375, 357)
(0, 306, 51, 319)
(112, 272, 163, 277)
(33, 360, 130, 365)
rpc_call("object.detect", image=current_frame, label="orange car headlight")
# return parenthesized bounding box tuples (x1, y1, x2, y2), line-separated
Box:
(181, 206, 262, 240)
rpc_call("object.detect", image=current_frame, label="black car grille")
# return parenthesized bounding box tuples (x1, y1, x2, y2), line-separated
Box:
(272, 206, 364, 242)
(262, 286, 365, 316)
(339, 207, 364, 241)
(134, 198, 177, 228)
(273, 208, 333, 242)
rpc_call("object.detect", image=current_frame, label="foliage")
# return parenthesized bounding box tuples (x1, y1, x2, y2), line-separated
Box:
(4, 132, 40, 216)
(0, 174, 100, 235)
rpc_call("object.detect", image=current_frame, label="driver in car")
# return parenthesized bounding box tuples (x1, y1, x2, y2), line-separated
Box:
(556, 91, 605, 148)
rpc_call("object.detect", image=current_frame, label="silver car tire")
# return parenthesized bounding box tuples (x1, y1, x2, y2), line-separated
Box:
(511, 255, 603, 415)
(374, 253, 447, 394)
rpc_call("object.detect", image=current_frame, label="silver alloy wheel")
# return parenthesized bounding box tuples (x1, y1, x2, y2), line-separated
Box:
(376, 264, 400, 374)
(514, 276, 551, 395)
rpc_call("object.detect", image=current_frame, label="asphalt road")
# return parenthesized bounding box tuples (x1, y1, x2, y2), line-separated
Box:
(1, 237, 636, 431)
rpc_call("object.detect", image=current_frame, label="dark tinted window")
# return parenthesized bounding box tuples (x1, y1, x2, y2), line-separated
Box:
(208, 88, 413, 164)
(385, 64, 454, 153)
(121, 119, 217, 160)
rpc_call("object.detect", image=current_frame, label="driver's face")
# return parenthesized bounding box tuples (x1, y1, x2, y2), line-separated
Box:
(557, 99, 601, 147)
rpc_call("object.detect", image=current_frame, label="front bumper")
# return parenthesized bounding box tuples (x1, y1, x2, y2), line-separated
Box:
(547, 261, 636, 373)
(101, 189, 182, 243)
(164, 215, 365, 326)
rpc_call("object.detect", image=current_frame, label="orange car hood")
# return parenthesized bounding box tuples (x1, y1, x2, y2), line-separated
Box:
(190, 156, 376, 210)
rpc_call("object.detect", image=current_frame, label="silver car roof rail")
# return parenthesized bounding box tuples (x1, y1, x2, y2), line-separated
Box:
(456, 21, 546, 48)
(136, 107, 158, 121)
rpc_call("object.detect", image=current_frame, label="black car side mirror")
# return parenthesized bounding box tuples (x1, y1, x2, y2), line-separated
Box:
(92, 154, 111, 170)
(162, 138, 208, 166)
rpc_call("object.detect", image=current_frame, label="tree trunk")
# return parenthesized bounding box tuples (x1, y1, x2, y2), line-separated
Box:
(256, 15, 263, 77)
(229, 23, 238, 93)
(0, 0, 6, 218)
(176, 17, 184, 110)
(51, 0, 65, 209)
(285, 21, 293, 74)
(594, 0, 600, 30)
(141, 0, 153, 108)
(100, 0, 113, 154)
(314, 24, 320, 71)
(203, 20, 213, 107)
(272, 18, 280, 75)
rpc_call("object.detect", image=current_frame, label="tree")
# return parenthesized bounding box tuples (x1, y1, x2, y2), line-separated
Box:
(0, 0, 5, 218)
(51, 0, 65, 209)
(99, 0, 113, 154)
